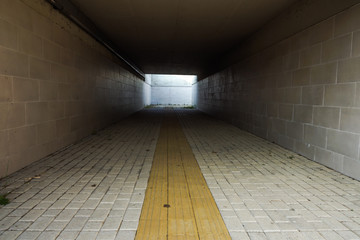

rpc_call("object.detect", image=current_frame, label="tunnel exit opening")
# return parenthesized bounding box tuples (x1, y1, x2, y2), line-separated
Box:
(146, 74, 197, 107)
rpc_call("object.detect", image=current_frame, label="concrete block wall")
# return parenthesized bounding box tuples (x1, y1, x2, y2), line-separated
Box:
(0, 0, 149, 178)
(194, 4, 360, 180)
(150, 74, 194, 105)
(151, 86, 192, 105)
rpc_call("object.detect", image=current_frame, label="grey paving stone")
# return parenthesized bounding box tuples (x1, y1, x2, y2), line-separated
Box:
(0, 230, 22, 240)
(16, 231, 41, 240)
(37, 231, 61, 240)
(1, 109, 360, 239)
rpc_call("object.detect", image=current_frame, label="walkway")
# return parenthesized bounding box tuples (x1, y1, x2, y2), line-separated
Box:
(0, 109, 360, 240)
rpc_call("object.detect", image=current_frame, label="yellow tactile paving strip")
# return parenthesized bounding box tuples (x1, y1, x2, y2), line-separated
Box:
(135, 112, 231, 240)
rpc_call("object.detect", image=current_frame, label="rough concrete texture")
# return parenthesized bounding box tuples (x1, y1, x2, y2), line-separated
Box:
(194, 3, 360, 180)
(0, 0, 150, 178)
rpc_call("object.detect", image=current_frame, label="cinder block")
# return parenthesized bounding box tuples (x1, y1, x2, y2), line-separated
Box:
(7, 103, 26, 129)
(314, 147, 343, 172)
(283, 52, 299, 71)
(310, 62, 337, 85)
(334, 4, 360, 36)
(58, 83, 72, 100)
(18, 28, 42, 58)
(30, 57, 51, 81)
(278, 135, 295, 150)
(52, 25, 71, 48)
(293, 68, 310, 86)
(294, 105, 313, 123)
(291, 31, 309, 52)
(302, 86, 324, 105)
(0, 0, 33, 30)
(32, 11, 52, 40)
(0, 130, 8, 158)
(7, 148, 41, 175)
(0, 18, 17, 50)
(300, 44, 321, 67)
(276, 72, 292, 88)
(0, 103, 6, 130)
(60, 49, 74, 67)
(51, 64, 69, 83)
(8, 125, 37, 154)
(327, 129, 359, 158)
(65, 101, 83, 117)
(40, 81, 58, 101)
(343, 157, 360, 179)
(48, 102, 65, 120)
(324, 84, 355, 107)
(286, 121, 304, 140)
(56, 119, 71, 137)
(270, 119, 286, 135)
(70, 115, 84, 132)
(278, 104, 293, 120)
(266, 103, 278, 117)
(13, 77, 39, 101)
(0, 48, 28, 77)
(304, 125, 327, 148)
(313, 107, 340, 128)
(0, 75, 12, 102)
(274, 88, 285, 102)
(283, 87, 301, 104)
(340, 108, 360, 134)
(308, 18, 334, 45)
(0, 156, 8, 178)
(26, 102, 49, 125)
(356, 83, 360, 107)
(353, 31, 360, 57)
(338, 57, 360, 83)
(295, 140, 315, 160)
(44, 40, 62, 63)
(37, 121, 57, 145)
(321, 34, 351, 62)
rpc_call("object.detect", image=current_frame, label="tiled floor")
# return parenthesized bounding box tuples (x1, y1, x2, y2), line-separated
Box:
(179, 110, 360, 240)
(136, 112, 231, 239)
(0, 110, 162, 240)
(1, 108, 360, 240)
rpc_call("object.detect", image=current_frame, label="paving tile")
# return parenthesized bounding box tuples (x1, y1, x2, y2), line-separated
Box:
(27, 216, 53, 231)
(0, 230, 22, 240)
(57, 231, 80, 240)
(76, 231, 98, 240)
(1, 109, 360, 238)
(16, 230, 41, 240)
(96, 231, 117, 240)
(46, 220, 68, 231)
(37, 231, 60, 240)
(115, 230, 136, 240)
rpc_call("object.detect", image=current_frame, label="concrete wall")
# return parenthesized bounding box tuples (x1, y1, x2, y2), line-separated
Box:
(195, 3, 360, 180)
(0, 0, 149, 178)
(150, 75, 195, 105)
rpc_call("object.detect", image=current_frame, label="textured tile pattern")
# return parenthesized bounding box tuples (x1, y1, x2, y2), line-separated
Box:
(0, 110, 161, 240)
(1, 109, 360, 240)
(178, 109, 360, 240)
(136, 112, 230, 239)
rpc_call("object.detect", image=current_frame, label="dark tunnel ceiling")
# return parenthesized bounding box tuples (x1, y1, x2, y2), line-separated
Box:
(70, 0, 297, 75)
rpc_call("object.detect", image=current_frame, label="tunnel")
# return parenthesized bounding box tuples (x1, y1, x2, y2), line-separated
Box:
(1, 0, 360, 239)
